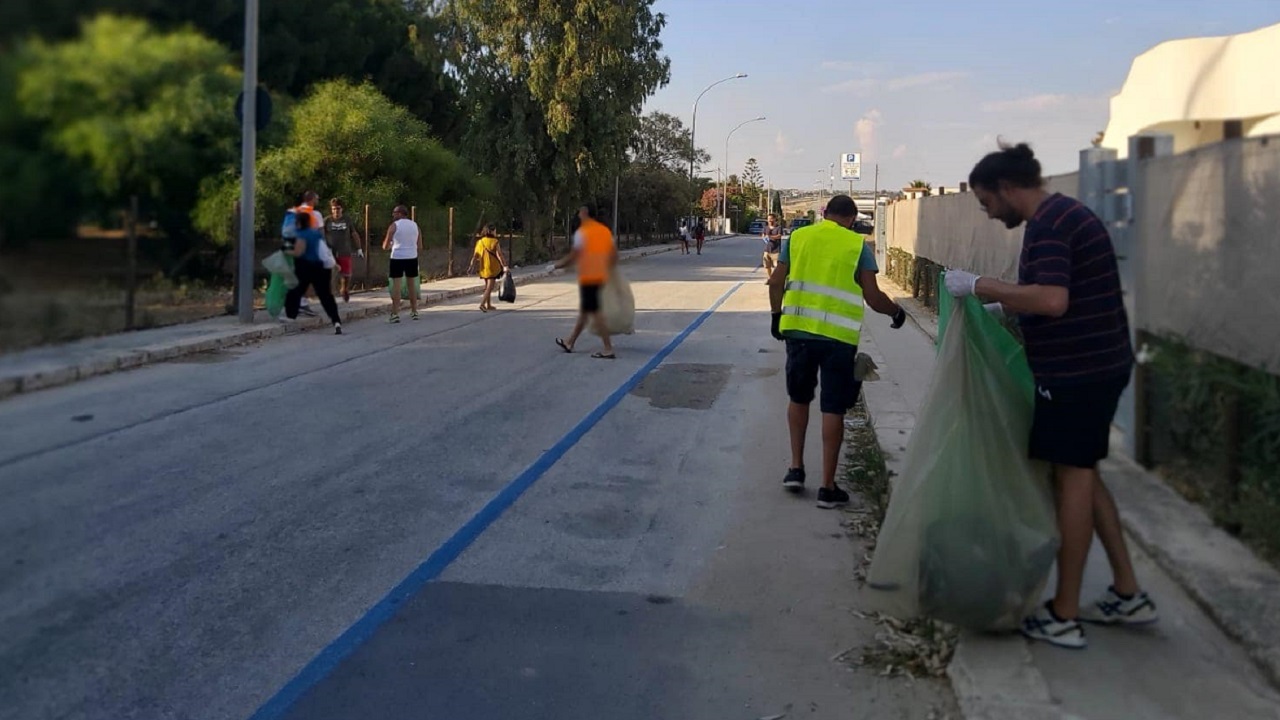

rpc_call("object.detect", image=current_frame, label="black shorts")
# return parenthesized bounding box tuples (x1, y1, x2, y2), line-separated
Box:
(388, 258, 418, 278)
(785, 337, 862, 415)
(580, 284, 602, 313)
(1029, 375, 1129, 469)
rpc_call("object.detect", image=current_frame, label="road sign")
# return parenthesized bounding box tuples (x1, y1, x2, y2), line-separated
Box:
(840, 152, 861, 181)
(235, 87, 273, 132)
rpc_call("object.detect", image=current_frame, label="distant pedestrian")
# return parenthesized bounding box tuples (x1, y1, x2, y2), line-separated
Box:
(946, 142, 1155, 649)
(325, 198, 363, 303)
(762, 213, 783, 280)
(678, 220, 690, 255)
(769, 194, 906, 507)
(467, 224, 508, 312)
(382, 205, 422, 323)
(551, 205, 617, 359)
(695, 220, 706, 255)
(283, 191, 343, 334)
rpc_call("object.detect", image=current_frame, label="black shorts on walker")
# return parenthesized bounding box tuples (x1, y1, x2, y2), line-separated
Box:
(580, 284, 602, 313)
(388, 258, 418, 278)
(1028, 375, 1129, 469)
(785, 337, 862, 415)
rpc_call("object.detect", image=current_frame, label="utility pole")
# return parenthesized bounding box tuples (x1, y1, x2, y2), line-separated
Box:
(235, 0, 260, 323)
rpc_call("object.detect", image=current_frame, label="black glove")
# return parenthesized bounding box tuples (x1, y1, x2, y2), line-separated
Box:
(890, 305, 907, 329)
(770, 312, 784, 341)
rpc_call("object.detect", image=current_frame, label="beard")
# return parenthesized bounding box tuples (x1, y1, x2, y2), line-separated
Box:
(1001, 213, 1023, 229)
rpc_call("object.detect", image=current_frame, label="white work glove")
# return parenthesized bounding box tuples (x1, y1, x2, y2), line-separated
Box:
(944, 269, 980, 298)
(983, 302, 1006, 318)
(357, 248, 365, 258)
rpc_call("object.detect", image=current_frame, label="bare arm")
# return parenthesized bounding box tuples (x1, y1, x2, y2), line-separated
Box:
(382, 224, 394, 251)
(768, 261, 788, 313)
(975, 277, 1068, 317)
(289, 239, 305, 258)
(856, 270, 902, 316)
(554, 247, 580, 270)
(416, 229, 423, 254)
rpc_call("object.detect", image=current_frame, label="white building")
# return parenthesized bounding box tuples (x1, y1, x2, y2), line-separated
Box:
(1103, 21, 1280, 158)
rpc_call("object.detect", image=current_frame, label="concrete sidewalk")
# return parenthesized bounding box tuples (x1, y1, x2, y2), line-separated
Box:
(858, 281, 1280, 720)
(0, 237, 729, 400)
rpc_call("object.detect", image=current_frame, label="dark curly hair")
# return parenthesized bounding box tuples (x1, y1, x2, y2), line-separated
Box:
(969, 141, 1044, 191)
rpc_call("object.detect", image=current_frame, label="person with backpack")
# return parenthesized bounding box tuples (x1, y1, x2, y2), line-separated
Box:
(282, 191, 343, 334)
(467, 224, 508, 312)
(695, 220, 707, 255)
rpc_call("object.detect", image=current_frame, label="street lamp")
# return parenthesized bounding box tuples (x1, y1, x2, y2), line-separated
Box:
(723, 116, 766, 229)
(690, 74, 747, 182)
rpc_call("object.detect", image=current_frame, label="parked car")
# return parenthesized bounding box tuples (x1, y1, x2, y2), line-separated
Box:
(747, 219, 766, 234)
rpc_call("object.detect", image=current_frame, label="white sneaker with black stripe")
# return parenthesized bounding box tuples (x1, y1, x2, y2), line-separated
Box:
(1080, 586, 1159, 625)
(1022, 602, 1087, 649)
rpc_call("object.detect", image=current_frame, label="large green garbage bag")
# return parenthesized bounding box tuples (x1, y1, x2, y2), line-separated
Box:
(265, 273, 288, 318)
(865, 285, 1059, 631)
(394, 275, 421, 299)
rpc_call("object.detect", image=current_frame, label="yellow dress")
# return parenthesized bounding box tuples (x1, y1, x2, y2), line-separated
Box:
(475, 237, 502, 279)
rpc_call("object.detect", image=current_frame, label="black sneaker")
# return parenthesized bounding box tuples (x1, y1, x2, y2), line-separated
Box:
(782, 467, 805, 493)
(816, 486, 850, 509)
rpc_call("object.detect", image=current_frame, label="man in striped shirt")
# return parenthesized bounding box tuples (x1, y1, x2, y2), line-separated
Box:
(945, 143, 1157, 650)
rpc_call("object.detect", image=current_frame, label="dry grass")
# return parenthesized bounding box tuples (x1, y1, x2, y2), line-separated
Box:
(838, 399, 959, 680)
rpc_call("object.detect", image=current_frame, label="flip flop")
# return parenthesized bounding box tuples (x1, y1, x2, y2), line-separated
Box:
(591, 352, 616, 360)
(555, 338, 573, 353)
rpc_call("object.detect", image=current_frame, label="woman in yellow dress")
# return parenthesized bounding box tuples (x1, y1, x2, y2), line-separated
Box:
(467, 224, 508, 312)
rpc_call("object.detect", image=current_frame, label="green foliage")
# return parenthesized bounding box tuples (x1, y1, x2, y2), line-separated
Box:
(195, 79, 478, 246)
(631, 111, 707, 174)
(0, 55, 88, 246)
(446, 0, 671, 243)
(742, 157, 763, 206)
(15, 15, 241, 248)
(1, 0, 460, 137)
(1147, 336, 1280, 561)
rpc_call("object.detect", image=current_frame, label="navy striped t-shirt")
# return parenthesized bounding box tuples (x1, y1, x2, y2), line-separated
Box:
(1018, 194, 1133, 386)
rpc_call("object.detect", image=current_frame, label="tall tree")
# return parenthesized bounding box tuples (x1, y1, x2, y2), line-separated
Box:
(16, 15, 241, 266)
(445, 0, 670, 252)
(631, 111, 708, 174)
(195, 79, 478, 246)
(1, 0, 461, 137)
(742, 157, 763, 207)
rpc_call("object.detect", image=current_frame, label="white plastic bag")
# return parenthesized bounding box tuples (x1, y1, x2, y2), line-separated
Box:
(593, 269, 635, 336)
(865, 292, 1059, 631)
(262, 250, 298, 289)
(317, 239, 336, 269)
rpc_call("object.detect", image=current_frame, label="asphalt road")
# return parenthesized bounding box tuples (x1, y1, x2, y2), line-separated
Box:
(0, 236, 954, 720)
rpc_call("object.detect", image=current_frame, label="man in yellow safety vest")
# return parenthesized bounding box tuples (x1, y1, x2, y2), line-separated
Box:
(768, 194, 907, 508)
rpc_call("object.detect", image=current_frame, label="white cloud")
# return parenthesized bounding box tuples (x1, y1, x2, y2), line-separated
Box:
(892, 144, 909, 159)
(983, 93, 1110, 114)
(855, 109, 883, 160)
(820, 78, 879, 95)
(982, 94, 1069, 113)
(886, 71, 969, 91)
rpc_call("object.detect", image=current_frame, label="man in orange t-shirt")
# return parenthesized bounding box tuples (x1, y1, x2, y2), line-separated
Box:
(551, 205, 617, 359)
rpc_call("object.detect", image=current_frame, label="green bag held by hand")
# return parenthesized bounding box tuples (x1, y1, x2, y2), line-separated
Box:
(392, 275, 421, 299)
(265, 273, 288, 319)
(865, 284, 1059, 631)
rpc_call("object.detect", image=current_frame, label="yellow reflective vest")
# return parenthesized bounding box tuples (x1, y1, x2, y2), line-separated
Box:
(779, 219, 866, 346)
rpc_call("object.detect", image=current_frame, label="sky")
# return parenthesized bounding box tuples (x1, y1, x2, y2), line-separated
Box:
(643, 0, 1280, 192)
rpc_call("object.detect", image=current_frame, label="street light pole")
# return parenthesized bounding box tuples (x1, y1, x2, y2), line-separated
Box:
(723, 116, 766, 231)
(690, 74, 747, 183)
(236, 0, 259, 323)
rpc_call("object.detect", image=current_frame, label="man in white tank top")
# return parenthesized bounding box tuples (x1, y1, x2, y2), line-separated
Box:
(382, 205, 422, 322)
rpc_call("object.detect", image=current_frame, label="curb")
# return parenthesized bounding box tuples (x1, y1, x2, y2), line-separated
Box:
(879, 283, 1280, 698)
(0, 237, 729, 400)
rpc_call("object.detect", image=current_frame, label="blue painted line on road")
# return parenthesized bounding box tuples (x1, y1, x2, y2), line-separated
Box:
(248, 280, 746, 720)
